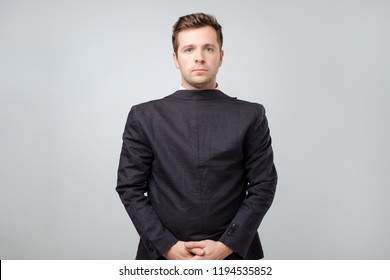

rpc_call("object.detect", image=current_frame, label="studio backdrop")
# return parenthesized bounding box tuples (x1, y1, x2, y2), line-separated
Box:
(0, 0, 389, 259)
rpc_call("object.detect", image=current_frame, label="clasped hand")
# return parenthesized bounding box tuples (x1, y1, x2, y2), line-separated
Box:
(163, 240, 233, 260)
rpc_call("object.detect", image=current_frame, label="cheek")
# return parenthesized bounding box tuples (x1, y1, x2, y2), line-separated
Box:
(209, 53, 220, 63)
(176, 57, 188, 69)
(182, 58, 193, 70)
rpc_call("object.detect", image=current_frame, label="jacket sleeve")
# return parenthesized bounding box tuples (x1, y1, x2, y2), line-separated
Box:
(116, 107, 177, 258)
(219, 104, 277, 258)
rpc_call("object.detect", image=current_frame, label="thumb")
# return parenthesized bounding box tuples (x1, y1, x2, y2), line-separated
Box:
(184, 242, 205, 256)
(188, 247, 205, 256)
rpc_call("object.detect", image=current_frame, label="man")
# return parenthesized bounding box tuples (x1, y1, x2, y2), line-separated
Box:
(116, 13, 277, 260)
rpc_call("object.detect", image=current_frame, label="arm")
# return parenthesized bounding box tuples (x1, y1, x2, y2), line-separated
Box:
(116, 107, 177, 258)
(218, 104, 277, 258)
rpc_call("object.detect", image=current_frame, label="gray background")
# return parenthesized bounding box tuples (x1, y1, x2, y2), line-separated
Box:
(1, 0, 389, 259)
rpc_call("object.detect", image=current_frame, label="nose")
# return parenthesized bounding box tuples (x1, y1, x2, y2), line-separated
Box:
(195, 50, 205, 63)
(195, 58, 205, 63)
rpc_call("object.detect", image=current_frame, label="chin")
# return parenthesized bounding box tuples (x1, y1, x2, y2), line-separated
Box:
(192, 79, 212, 86)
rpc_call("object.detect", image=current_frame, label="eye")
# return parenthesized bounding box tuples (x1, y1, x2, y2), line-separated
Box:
(206, 47, 214, 52)
(185, 48, 192, 53)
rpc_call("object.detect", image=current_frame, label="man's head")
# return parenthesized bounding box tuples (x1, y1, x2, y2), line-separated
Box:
(172, 13, 223, 54)
(172, 13, 224, 90)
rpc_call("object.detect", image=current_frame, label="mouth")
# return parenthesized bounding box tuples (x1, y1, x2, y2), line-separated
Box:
(192, 68, 208, 73)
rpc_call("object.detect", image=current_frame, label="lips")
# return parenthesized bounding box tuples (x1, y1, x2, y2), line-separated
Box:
(192, 68, 208, 73)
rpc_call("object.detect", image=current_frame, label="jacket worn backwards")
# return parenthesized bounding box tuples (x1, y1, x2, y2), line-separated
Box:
(116, 89, 277, 259)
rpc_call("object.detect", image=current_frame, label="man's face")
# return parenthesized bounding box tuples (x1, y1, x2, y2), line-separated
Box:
(173, 26, 224, 90)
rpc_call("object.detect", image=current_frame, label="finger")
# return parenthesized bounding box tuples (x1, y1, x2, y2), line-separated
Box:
(188, 248, 205, 256)
(184, 241, 205, 249)
(192, 255, 203, 260)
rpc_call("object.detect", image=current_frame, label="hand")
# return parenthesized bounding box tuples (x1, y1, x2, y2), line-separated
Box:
(163, 241, 205, 260)
(184, 240, 233, 260)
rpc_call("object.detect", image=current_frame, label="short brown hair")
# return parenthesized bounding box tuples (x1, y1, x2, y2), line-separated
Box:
(172, 13, 223, 54)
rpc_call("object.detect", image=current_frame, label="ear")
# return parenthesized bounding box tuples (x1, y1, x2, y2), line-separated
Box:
(173, 52, 180, 69)
(219, 50, 224, 67)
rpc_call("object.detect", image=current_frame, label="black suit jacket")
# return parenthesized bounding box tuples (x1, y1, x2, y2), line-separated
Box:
(116, 89, 277, 259)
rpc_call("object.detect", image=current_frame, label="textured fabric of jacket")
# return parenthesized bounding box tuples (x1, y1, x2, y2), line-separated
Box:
(116, 89, 277, 259)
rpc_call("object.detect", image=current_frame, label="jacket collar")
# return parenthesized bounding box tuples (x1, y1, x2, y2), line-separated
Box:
(167, 89, 226, 100)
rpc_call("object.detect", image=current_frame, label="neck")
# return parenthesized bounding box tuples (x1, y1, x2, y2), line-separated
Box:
(180, 81, 219, 90)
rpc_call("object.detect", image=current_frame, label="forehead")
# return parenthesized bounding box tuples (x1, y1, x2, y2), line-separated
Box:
(177, 26, 219, 47)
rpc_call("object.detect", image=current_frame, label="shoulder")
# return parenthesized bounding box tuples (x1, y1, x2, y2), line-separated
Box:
(216, 90, 264, 108)
(128, 97, 166, 117)
(234, 98, 265, 113)
(224, 93, 266, 121)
